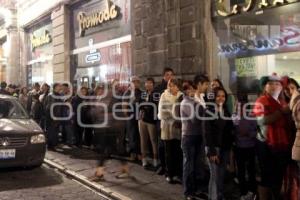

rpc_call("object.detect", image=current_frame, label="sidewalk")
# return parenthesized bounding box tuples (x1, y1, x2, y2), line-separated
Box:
(45, 146, 184, 200)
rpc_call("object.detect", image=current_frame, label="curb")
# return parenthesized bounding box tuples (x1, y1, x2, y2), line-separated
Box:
(44, 158, 132, 200)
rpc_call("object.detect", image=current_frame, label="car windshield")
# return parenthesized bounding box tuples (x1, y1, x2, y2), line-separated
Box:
(0, 98, 29, 119)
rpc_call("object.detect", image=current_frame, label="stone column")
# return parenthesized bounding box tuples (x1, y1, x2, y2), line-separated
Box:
(19, 28, 27, 86)
(6, 8, 21, 85)
(51, 4, 71, 83)
(132, 0, 168, 82)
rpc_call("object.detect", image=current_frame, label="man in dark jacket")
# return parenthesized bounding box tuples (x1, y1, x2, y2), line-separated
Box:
(154, 67, 174, 175)
(39, 83, 50, 131)
(154, 68, 174, 95)
(45, 83, 63, 150)
(139, 78, 159, 167)
(71, 86, 89, 147)
(60, 83, 74, 145)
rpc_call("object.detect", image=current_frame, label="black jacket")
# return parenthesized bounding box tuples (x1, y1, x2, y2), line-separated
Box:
(205, 107, 234, 157)
(45, 92, 63, 121)
(154, 80, 168, 95)
(139, 91, 159, 124)
(32, 101, 43, 122)
(122, 88, 142, 118)
(71, 95, 90, 124)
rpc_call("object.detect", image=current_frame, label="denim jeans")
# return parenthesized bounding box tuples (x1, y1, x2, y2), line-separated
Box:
(182, 135, 202, 197)
(61, 124, 76, 145)
(46, 120, 60, 147)
(206, 147, 230, 200)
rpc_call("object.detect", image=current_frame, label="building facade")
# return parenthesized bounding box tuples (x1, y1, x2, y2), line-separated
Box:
(10, 0, 299, 95)
(211, 0, 300, 98)
(0, 0, 214, 87)
(70, 0, 131, 88)
(18, 0, 72, 86)
(16, 0, 133, 87)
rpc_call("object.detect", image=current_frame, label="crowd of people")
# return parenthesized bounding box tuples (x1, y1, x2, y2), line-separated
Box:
(0, 68, 300, 200)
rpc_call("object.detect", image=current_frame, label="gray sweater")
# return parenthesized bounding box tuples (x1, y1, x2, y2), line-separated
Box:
(180, 96, 205, 137)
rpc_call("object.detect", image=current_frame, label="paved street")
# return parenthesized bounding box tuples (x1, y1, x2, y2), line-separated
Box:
(45, 147, 240, 200)
(0, 165, 110, 200)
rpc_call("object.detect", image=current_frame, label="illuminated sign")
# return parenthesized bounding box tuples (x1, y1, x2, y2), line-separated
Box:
(216, 0, 297, 17)
(219, 27, 300, 54)
(85, 39, 101, 63)
(77, 0, 119, 37)
(235, 57, 257, 77)
(31, 30, 52, 50)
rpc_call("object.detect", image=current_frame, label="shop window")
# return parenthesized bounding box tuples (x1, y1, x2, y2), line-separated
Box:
(73, 42, 132, 89)
(214, 3, 300, 96)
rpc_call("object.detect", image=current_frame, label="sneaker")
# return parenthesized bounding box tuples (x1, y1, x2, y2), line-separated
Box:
(116, 172, 130, 179)
(166, 176, 175, 184)
(240, 195, 247, 200)
(172, 176, 182, 184)
(153, 159, 159, 168)
(184, 196, 196, 200)
(244, 192, 255, 200)
(234, 177, 239, 184)
(142, 158, 148, 167)
(62, 145, 72, 150)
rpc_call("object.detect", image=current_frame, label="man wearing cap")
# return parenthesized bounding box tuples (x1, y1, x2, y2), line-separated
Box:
(253, 74, 291, 200)
(122, 76, 142, 160)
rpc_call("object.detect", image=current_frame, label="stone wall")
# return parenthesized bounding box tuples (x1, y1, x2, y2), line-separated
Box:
(51, 5, 71, 82)
(131, 0, 210, 82)
(0, 0, 21, 84)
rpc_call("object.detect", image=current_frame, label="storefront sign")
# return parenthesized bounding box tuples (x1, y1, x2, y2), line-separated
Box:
(30, 30, 52, 50)
(77, 0, 119, 37)
(216, 0, 297, 17)
(235, 57, 257, 77)
(86, 53, 101, 63)
(219, 27, 300, 54)
(85, 39, 102, 63)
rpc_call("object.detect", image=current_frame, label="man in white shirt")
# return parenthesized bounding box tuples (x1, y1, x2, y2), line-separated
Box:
(194, 75, 210, 108)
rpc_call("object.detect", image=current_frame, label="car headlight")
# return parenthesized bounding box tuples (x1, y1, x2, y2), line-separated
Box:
(30, 134, 46, 144)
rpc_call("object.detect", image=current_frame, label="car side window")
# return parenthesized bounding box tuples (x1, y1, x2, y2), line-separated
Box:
(0, 101, 10, 118)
